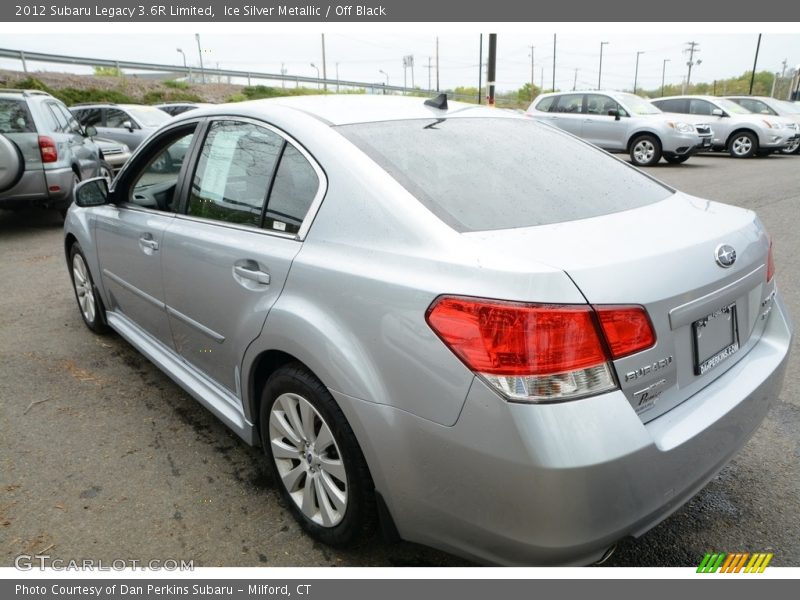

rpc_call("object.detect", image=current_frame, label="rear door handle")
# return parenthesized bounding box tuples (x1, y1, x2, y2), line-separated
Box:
(139, 235, 158, 252)
(234, 264, 270, 285)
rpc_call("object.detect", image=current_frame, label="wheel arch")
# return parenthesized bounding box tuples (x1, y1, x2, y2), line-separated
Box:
(626, 130, 662, 152)
(725, 127, 758, 149)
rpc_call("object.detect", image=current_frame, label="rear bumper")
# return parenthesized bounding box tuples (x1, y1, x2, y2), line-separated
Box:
(340, 294, 792, 565)
(0, 167, 74, 208)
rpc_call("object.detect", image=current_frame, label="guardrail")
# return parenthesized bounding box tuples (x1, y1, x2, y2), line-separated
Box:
(0, 47, 435, 95)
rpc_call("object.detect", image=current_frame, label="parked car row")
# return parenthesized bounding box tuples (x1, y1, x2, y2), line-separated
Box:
(63, 94, 791, 566)
(527, 91, 800, 165)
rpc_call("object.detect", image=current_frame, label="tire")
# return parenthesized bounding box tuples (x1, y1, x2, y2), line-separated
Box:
(260, 363, 376, 547)
(728, 131, 757, 158)
(68, 243, 110, 334)
(664, 154, 690, 164)
(780, 138, 800, 155)
(629, 134, 662, 167)
(98, 160, 114, 185)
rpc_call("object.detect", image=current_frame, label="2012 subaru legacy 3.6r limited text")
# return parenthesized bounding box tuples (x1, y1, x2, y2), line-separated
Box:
(63, 95, 792, 566)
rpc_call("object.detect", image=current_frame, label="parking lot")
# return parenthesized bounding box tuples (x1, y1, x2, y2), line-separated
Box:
(1, 152, 798, 568)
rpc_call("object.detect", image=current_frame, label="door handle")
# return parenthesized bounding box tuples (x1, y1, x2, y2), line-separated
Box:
(234, 264, 270, 285)
(138, 235, 158, 252)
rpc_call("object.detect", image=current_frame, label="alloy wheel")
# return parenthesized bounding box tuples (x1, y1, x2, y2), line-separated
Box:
(72, 253, 96, 324)
(269, 392, 348, 527)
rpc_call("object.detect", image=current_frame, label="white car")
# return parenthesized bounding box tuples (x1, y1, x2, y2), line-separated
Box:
(725, 96, 800, 154)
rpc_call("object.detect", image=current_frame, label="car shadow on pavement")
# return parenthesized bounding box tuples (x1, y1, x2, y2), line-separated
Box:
(0, 207, 65, 235)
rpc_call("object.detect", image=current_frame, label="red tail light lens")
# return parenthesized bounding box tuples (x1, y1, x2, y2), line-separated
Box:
(767, 239, 775, 282)
(426, 296, 656, 402)
(38, 136, 58, 163)
(594, 306, 655, 359)
(426, 297, 607, 376)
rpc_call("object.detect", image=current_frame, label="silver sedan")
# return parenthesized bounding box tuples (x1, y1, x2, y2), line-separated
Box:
(64, 95, 792, 565)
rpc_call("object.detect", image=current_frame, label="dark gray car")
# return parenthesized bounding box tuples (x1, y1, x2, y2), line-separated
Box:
(0, 89, 103, 216)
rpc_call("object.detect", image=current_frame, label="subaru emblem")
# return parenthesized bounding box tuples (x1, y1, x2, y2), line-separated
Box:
(715, 244, 737, 268)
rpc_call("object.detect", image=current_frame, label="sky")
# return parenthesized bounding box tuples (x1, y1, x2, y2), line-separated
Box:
(1, 32, 799, 93)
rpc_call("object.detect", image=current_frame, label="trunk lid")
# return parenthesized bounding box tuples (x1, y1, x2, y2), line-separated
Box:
(464, 192, 773, 422)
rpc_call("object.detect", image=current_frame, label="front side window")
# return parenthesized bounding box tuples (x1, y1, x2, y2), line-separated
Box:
(129, 130, 195, 211)
(188, 121, 283, 227)
(107, 109, 136, 129)
(585, 94, 616, 115)
(689, 99, 714, 116)
(73, 108, 102, 127)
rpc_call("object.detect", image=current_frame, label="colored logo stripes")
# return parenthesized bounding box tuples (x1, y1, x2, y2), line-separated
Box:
(697, 552, 773, 573)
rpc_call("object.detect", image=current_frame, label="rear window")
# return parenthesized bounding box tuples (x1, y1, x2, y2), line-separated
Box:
(338, 118, 671, 232)
(0, 98, 35, 133)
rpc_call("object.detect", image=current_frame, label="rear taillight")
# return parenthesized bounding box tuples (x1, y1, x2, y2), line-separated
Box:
(426, 296, 655, 402)
(38, 136, 58, 163)
(767, 238, 775, 282)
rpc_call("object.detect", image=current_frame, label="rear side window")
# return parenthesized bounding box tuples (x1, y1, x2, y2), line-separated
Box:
(533, 96, 555, 112)
(654, 99, 686, 113)
(0, 98, 35, 133)
(264, 144, 319, 234)
(339, 118, 672, 232)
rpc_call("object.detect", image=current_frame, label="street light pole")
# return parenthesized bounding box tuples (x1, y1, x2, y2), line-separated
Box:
(528, 44, 535, 100)
(310, 63, 320, 89)
(176, 48, 186, 69)
(661, 58, 671, 97)
(379, 69, 388, 94)
(633, 51, 644, 95)
(598, 41, 608, 90)
(321, 34, 328, 92)
(194, 33, 205, 84)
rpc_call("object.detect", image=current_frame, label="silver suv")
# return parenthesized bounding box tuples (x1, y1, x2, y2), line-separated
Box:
(725, 96, 800, 154)
(527, 91, 712, 166)
(651, 95, 798, 157)
(0, 89, 104, 216)
(70, 103, 172, 150)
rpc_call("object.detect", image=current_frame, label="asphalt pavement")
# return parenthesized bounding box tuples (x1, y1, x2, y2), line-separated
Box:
(1, 152, 798, 568)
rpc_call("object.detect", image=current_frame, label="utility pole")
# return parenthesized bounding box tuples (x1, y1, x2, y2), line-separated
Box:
(195, 33, 205, 84)
(541, 66, 545, 93)
(572, 68, 578, 91)
(770, 72, 778, 98)
(426, 56, 432, 91)
(477, 34, 483, 104)
(684, 41, 701, 90)
(552, 34, 557, 92)
(321, 34, 328, 92)
(336, 62, 340, 93)
(749, 33, 762, 95)
(281, 63, 287, 88)
(436, 36, 440, 92)
(598, 41, 608, 90)
(487, 33, 497, 106)
(633, 51, 644, 95)
(661, 58, 670, 97)
(528, 45, 535, 100)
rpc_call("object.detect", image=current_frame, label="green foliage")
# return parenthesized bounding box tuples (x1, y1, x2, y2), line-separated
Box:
(163, 79, 190, 90)
(640, 70, 777, 98)
(141, 90, 203, 104)
(93, 66, 123, 77)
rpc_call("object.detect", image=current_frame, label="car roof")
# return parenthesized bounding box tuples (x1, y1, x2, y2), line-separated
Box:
(177, 94, 521, 126)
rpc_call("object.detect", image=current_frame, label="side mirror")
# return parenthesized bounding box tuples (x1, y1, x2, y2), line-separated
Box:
(74, 177, 109, 208)
(121, 120, 134, 132)
(711, 108, 725, 117)
(85, 125, 97, 137)
(608, 109, 621, 120)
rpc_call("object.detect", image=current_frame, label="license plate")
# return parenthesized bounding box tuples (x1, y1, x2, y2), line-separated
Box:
(702, 138, 711, 147)
(692, 303, 739, 375)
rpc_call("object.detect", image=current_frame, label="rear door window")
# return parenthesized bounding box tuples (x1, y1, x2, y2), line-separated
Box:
(187, 121, 284, 227)
(0, 99, 35, 133)
(554, 94, 584, 113)
(534, 96, 556, 112)
(73, 108, 102, 127)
